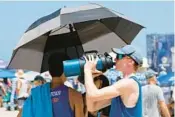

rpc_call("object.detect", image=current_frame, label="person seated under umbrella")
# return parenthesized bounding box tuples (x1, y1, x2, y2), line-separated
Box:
(33, 75, 46, 87)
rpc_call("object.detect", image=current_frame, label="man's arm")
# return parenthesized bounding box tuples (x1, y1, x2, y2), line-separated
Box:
(158, 101, 171, 117)
(157, 87, 171, 117)
(85, 69, 135, 101)
(74, 92, 85, 117)
(85, 69, 135, 111)
(27, 83, 31, 95)
(85, 70, 121, 101)
(86, 96, 111, 112)
(84, 55, 137, 112)
(16, 80, 22, 96)
(17, 109, 22, 117)
(69, 88, 85, 117)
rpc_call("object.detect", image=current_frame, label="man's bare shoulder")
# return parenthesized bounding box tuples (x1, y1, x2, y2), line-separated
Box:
(113, 78, 137, 87)
(68, 87, 83, 107)
(112, 78, 139, 93)
(143, 85, 162, 93)
(68, 87, 82, 98)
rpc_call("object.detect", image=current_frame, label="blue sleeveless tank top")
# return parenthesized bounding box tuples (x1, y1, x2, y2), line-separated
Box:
(51, 85, 74, 117)
(109, 76, 142, 117)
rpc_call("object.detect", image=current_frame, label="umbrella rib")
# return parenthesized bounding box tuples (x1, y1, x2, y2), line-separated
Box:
(51, 24, 68, 34)
(40, 32, 51, 73)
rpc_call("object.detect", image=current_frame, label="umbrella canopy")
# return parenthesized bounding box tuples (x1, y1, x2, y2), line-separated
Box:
(8, 4, 144, 72)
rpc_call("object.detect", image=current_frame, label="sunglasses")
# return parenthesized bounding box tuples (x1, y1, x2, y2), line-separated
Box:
(116, 54, 127, 60)
(116, 53, 134, 60)
(116, 53, 140, 66)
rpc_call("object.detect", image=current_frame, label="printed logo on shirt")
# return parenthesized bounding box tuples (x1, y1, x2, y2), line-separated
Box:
(51, 91, 62, 97)
(52, 98, 59, 103)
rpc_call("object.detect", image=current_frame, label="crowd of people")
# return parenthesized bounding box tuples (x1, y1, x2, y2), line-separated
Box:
(0, 45, 174, 117)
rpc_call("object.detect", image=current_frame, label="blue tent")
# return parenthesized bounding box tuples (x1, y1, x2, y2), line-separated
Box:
(158, 72, 174, 86)
(0, 69, 16, 78)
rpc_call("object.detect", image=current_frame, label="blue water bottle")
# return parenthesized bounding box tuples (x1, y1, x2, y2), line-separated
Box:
(63, 52, 114, 77)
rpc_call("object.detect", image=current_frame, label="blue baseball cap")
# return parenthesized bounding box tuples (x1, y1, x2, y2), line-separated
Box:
(112, 45, 143, 65)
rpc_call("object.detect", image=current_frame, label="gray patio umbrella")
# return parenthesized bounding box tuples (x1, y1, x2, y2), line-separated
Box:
(8, 4, 144, 72)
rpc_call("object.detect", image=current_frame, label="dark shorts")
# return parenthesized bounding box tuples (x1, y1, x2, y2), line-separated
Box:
(17, 97, 27, 108)
(18, 97, 27, 100)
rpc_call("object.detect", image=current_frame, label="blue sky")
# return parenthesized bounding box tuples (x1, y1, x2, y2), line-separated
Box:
(0, 1, 174, 61)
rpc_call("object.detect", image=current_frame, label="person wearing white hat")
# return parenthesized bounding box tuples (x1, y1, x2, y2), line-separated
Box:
(136, 57, 150, 86)
(137, 57, 149, 73)
(16, 69, 30, 109)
